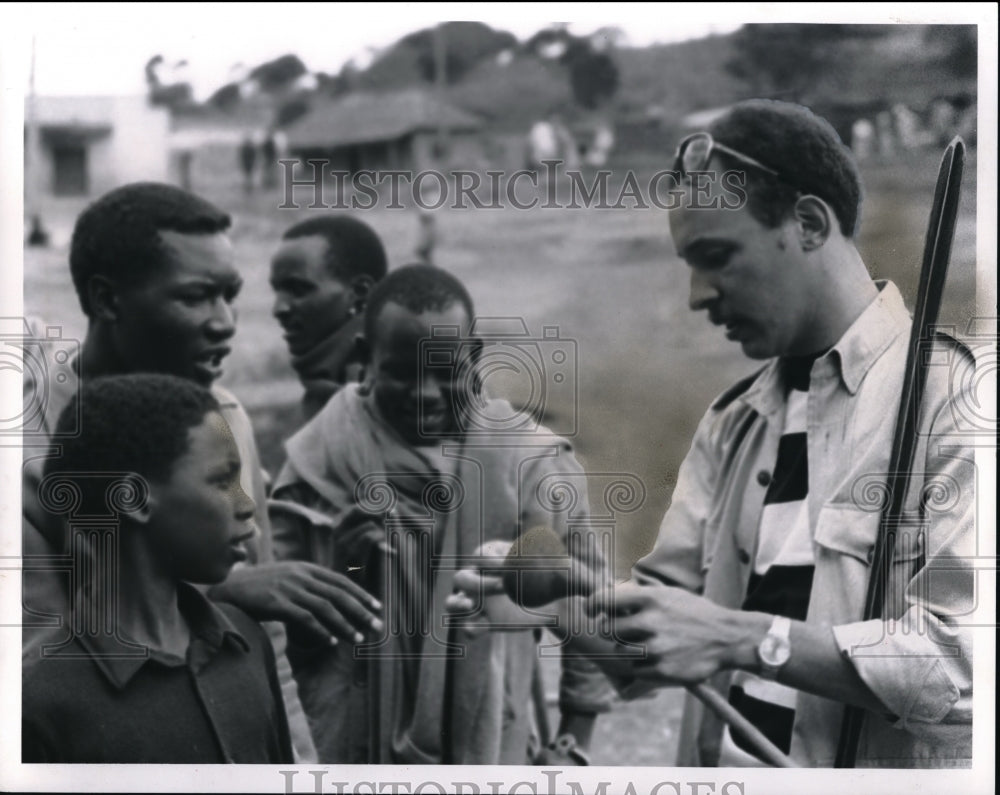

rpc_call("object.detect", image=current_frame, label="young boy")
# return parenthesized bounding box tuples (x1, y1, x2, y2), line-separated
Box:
(270, 215, 388, 421)
(22, 374, 293, 763)
(270, 264, 613, 764)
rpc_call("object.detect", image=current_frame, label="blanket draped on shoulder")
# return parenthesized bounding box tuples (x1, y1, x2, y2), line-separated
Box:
(273, 384, 588, 764)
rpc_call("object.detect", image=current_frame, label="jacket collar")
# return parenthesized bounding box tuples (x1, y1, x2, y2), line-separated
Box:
(740, 280, 910, 414)
(75, 582, 250, 691)
(828, 280, 910, 395)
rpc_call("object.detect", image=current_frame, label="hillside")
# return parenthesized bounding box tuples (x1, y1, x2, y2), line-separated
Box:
(445, 55, 573, 130)
(185, 23, 978, 151)
(614, 34, 748, 117)
(351, 23, 976, 131)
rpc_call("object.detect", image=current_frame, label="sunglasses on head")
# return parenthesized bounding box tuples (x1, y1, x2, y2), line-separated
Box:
(673, 132, 781, 181)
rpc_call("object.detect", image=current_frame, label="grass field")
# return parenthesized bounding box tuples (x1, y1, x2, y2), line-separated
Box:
(22, 147, 980, 765)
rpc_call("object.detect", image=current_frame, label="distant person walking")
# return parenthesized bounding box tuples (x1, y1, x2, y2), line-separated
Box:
(527, 118, 560, 172)
(414, 210, 437, 266)
(177, 149, 194, 191)
(261, 132, 278, 189)
(239, 134, 257, 194)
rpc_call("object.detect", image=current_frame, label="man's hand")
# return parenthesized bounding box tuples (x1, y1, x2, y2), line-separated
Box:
(209, 561, 383, 645)
(445, 541, 558, 635)
(589, 581, 767, 688)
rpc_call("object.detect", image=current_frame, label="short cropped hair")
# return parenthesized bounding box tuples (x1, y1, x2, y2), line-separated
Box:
(283, 215, 388, 283)
(364, 264, 474, 342)
(43, 374, 220, 523)
(69, 182, 232, 316)
(708, 100, 863, 238)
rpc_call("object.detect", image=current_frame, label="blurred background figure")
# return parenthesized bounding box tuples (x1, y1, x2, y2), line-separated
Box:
(176, 148, 194, 191)
(892, 102, 931, 150)
(584, 122, 615, 167)
(527, 116, 559, 172)
(261, 130, 278, 189)
(875, 110, 896, 156)
(414, 210, 437, 265)
(26, 215, 50, 247)
(850, 118, 876, 161)
(239, 133, 257, 194)
(551, 113, 580, 170)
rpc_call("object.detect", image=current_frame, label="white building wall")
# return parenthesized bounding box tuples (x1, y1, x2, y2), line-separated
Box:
(28, 96, 170, 197)
(101, 96, 170, 191)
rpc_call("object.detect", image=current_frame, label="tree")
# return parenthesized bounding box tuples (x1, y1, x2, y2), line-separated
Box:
(144, 54, 194, 110)
(409, 22, 518, 84)
(526, 26, 620, 110)
(929, 25, 976, 80)
(207, 82, 241, 109)
(248, 54, 308, 92)
(276, 97, 310, 127)
(566, 49, 619, 110)
(725, 24, 888, 102)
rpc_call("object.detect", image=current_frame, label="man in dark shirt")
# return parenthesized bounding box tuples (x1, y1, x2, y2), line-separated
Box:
(22, 374, 293, 763)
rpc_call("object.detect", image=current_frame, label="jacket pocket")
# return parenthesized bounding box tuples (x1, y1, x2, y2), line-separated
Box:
(813, 503, 924, 616)
(814, 503, 924, 563)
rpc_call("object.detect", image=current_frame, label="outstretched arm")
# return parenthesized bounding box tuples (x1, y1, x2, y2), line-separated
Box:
(208, 559, 383, 645)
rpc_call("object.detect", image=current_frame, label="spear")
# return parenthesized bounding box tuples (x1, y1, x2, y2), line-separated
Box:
(834, 137, 967, 767)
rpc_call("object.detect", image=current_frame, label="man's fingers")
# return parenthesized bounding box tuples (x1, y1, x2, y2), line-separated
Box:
(452, 569, 481, 593)
(292, 562, 383, 610)
(293, 591, 369, 643)
(619, 677, 664, 700)
(444, 591, 476, 613)
(585, 586, 614, 617)
(471, 540, 514, 571)
(283, 605, 336, 645)
(311, 571, 384, 613)
(587, 581, 649, 617)
(479, 574, 504, 595)
(304, 579, 384, 633)
(609, 613, 655, 643)
(453, 569, 505, 596)
(607, 582, 652, 613)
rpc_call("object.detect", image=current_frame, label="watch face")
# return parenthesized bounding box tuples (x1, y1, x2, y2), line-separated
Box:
(760, 634, 791, 666)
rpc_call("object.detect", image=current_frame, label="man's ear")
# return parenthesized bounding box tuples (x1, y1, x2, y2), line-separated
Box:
(87, 275, 120, 322)
(349, 275, 375, 316)
(122, 484, 158, 526)
(793, 195, 833, 251)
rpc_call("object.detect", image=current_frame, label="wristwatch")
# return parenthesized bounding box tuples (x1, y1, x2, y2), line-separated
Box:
(756, 615, 792, 680)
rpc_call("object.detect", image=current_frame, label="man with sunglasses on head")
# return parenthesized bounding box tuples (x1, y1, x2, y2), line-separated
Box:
(599, 100, 975, 767)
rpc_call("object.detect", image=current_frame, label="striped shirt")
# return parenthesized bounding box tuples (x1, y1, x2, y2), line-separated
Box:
(719, 355, 819, 766)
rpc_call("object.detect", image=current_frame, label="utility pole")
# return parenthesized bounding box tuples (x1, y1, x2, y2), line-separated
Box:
(433, 22, 449, 160)
(25, 35, 50, 247)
